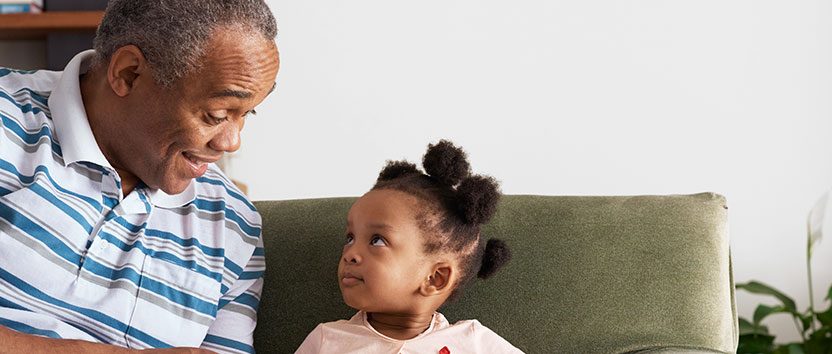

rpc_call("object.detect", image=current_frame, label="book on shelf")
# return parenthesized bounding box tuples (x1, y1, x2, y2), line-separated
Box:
(45, 0, 107, 11)
(0, 0, 43, 14)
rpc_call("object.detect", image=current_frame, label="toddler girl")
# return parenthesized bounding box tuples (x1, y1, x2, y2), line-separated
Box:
(296, 140, 523, 354)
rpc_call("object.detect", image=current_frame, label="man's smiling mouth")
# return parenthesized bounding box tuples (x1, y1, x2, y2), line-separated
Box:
(182, 152, 216, 178)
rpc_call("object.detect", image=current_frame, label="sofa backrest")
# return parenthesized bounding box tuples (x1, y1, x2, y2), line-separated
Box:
(252, 193, 738, 354)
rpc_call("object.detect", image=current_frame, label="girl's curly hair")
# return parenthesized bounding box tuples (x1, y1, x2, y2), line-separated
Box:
(372, 139, 511, 302)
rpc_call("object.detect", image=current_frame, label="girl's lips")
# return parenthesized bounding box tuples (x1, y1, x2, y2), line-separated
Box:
(341, 273, 363, 286)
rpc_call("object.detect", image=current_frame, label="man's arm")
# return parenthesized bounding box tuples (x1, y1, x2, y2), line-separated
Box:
(199, 237, 266, 354)
(0, 325, 217, 354)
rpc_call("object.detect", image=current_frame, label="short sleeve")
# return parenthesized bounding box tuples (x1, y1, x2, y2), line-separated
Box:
(473, 321, 525, 354)
(294, 324, 325, 354)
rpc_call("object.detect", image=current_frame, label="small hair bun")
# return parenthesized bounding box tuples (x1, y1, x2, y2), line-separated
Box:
(477, 238, 512, 279)
(456, 175, 500, 225)
(422, 140, 471, 187)
(377, 160, 420, 183)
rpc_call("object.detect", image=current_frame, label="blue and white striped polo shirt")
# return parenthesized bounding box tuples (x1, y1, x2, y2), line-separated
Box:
(0, 50, 264, 354)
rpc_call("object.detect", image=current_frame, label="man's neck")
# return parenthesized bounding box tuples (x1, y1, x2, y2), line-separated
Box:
(80, 67, 139, 198)
(116, 169, 139, 196)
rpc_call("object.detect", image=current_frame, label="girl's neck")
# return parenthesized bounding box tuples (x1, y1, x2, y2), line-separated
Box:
(366, 311, 436, 340)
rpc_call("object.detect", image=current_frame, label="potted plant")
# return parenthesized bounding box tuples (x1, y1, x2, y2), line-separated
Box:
(736, 192, 832, 354)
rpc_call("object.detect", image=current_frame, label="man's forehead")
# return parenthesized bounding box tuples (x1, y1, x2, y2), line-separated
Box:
(208, 82, 276, 99)
(192, 28, 279, 99)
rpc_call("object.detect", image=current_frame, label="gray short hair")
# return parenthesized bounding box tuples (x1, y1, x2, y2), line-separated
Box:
(93, 0, 277, 87)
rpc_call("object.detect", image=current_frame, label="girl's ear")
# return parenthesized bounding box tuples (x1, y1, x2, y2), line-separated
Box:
(420, 262, 455, 297)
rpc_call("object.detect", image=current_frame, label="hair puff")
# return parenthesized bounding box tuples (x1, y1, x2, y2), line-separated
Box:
(376, 160, 421, 183)
(477, 238, 512, 279)
(456, 175, 500, 225)
(422, 140, 471, 187)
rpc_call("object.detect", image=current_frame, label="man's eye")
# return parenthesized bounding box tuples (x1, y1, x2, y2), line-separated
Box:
(345, 234, 354, 245)
(370, 236, 387, 247)
(207, 111, 229, 123)
(245, 109, 257, 118)
(207, 115, 227, 124)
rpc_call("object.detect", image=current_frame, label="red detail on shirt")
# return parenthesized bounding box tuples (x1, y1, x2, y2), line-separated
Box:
(439, 346, 450, 354)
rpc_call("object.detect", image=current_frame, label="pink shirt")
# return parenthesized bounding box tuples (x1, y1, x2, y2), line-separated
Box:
(295, 311, 524, 354)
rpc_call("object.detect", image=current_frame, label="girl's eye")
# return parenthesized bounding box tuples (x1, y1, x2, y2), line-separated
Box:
(345, 234, 354, 245)
(370, 235, 387, 247)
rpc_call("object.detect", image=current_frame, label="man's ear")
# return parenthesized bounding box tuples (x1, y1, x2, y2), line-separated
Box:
(420, 262, 455, 297)
(107, 45, 148, 97)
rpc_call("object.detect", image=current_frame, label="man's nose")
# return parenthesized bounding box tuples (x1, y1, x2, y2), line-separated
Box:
(209, 119, 243, 153)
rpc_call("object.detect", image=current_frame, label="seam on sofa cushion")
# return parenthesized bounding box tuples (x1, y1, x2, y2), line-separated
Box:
(621, 345, 734, 354)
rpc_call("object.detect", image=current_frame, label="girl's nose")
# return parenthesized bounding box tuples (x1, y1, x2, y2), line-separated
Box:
(342, 246, 361, 264)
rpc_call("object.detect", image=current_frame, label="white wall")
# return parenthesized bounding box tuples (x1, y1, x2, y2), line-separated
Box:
(235, 0, 832, 342)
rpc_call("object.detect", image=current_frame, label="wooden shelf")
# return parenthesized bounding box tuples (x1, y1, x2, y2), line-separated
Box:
(0, 11, 104, 40)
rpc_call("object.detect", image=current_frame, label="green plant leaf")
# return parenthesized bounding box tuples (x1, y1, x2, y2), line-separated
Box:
(799, 312, 814, 334)
(773, 343, 806, 354)
(738, 281, 799, 313)
(740, 317, 770, 335)
(738, 333, 775, 354)
(754, 304, 791, 326)
(739, 317, 755, 335)
(826, 283, 832, 301)
(760, 324, 770, 335)
(805, 327, 832, 354)
(817, 307, 832, 328)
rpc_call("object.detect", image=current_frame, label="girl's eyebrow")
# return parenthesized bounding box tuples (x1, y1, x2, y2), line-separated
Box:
(368, 223, 393, 231)
(344, 220, 393, 231)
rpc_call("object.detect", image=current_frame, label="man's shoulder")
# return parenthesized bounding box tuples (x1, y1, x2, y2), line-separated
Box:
(0, 67, 61, 94)
(0, 68, 63, 171)
(0, 68, 60, 121)
(191, 164, 261, 232)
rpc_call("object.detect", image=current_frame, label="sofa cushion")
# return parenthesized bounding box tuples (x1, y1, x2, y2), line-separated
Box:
(252, 193, 737, 354)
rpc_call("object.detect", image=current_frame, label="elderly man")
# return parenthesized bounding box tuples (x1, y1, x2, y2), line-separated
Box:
(0, 1, 279, 353)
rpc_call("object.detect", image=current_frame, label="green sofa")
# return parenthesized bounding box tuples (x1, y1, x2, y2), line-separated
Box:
(251, 193, 738, 353)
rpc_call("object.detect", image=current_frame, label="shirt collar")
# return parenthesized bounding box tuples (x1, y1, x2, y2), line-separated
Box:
(49, 50, 197, 208)
(49, 49, 113, 170)
(144, 181, 198, 209)
(358, 311, 446, 340)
